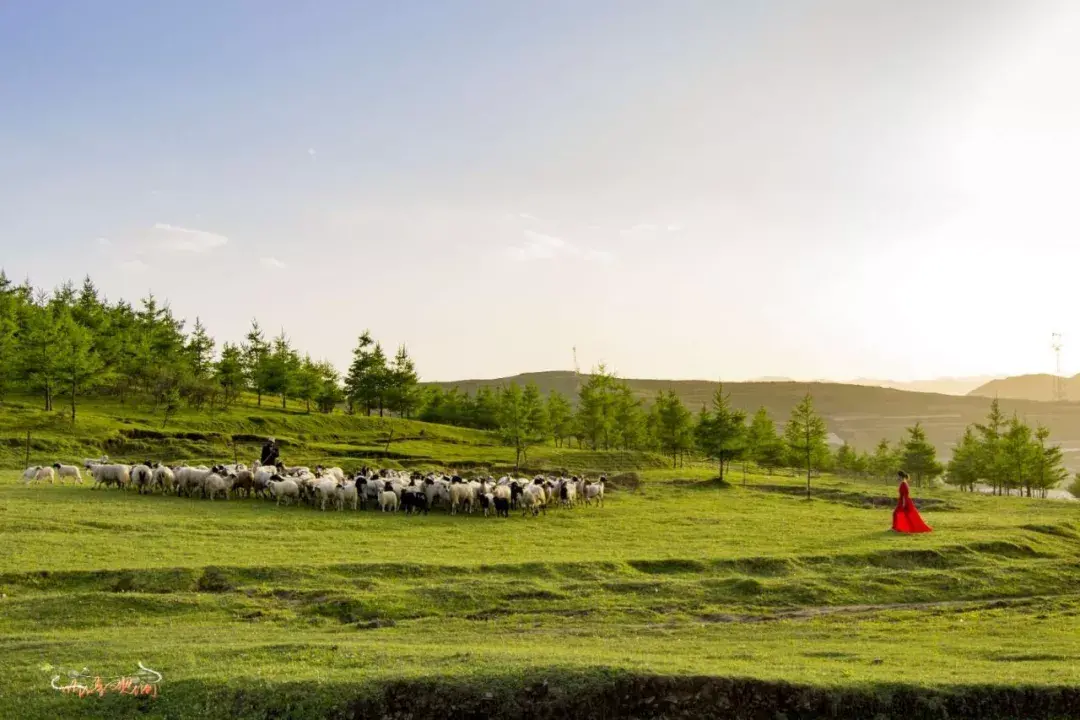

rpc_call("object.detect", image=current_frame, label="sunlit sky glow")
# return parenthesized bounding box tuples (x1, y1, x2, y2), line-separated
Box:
(2, 1, 1079, 382)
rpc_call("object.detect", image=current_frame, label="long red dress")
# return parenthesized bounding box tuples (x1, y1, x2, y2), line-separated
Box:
(892, 480, 932, 533)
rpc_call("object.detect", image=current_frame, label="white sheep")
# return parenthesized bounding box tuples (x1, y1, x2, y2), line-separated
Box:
(379, 484, 399, 512)
(268, 478, 300, 506)
(20, 466, 42, 484)
(90, 464, 131, 490)
(130, 464, 154, 495)
(52, 463, 84, 484)
(203, 473, 229, 501)
(152, 465, 175, 494)
(521, 483, 547, 517)
(313, 478, 341, 511)
(315, 465, 345, 482)
(583, 478, 605, 507)
(336, 481, 358, 511)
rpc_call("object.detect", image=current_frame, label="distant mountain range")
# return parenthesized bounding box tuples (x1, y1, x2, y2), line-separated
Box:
(427, 371, 1080, 468)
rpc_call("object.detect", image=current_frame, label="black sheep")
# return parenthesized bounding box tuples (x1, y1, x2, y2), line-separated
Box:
(494, 496, 510, 518)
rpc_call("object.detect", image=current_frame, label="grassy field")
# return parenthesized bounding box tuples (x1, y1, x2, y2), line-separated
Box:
(2, 455, 1079, 718)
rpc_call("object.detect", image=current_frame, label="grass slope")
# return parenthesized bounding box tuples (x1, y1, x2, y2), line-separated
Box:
(2, 466, 1079, 719)
(430, 371, 1080, 465)
(0, 395, 669, 475)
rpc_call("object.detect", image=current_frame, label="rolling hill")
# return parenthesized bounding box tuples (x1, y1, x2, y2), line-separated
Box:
(430, 371, 1080, 466)
(968, 373, 1080, 403)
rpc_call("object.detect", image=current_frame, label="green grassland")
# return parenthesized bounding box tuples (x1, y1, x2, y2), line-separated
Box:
(2, 397, 1080, 718)
(3, 466, 1080, 718)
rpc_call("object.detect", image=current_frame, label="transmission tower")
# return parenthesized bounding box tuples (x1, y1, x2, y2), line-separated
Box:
(1052, 333, 1065, 402)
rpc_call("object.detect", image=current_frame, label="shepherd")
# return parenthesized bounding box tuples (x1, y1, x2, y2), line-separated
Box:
(892, 470, 932, 533)
(260, 437, 280, 467)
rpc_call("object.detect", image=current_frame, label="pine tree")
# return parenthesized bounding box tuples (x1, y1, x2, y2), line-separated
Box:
(1001, 414, 1036, 496)
(945, 426, 980, 491)
(266, 331, 300, 409)
(369, 342, 389, 416)
(868, 438, 896, 482)
(497, 383, 533, 467)
(314, 361, 343, 413)
(745, 406, 785, 476)
(215, 342, 246, 406)
(294, 355, 321, 413)
(652, 390, 693, 467)
(694, 383, 747, 483)
(546, 390, 573, 447)
(899, 421, 943, 488)
(386, 345, 420, 417)
(612, 383, 646, 450)
(55, 314, 105, 424)
(974, 398, 1008, 494)
(576, 365, 617, 450)
(20, 297, 62, 411)
(784, 392, 829, 499)
(242, 320, 271, 407)
(1031, 425, 1068, 498)
(834, 443, 857, 476)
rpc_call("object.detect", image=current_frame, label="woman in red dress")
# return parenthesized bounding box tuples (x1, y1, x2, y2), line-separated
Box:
(892, 471, 932, 533)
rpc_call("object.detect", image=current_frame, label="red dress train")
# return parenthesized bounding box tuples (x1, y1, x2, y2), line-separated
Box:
(892, 480, 932, 533)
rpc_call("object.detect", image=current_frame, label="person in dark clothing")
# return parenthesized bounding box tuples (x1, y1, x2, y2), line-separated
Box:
(260, 437, 280, 467)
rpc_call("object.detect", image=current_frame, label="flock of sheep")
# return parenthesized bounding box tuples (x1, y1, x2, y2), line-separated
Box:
(20, 457, 607, 518)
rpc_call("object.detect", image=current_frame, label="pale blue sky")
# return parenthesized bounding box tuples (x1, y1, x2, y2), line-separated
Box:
(2, 1, 1079, 382)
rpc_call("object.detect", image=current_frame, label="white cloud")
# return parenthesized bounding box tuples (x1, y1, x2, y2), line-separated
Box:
(619, 223, 659, 236)
(260, 256, 287, 269)
(118, 259, 148, 272)
(518, 213, 538, 221)
(508, 230, 612, 263)
(152, 223, 228, 253)
(308, 148, 317, 159)
(666, 224, 684, 232)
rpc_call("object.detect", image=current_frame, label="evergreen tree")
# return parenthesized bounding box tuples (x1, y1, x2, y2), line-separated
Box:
(576, 365, 617, 449)
(974, 398, 1008, 495)
(369, 342, 389, 416)
(55, 314, 105, 424)
(1001, 414, 1036, 496)
(497, 383, 530, 467)
(214, 342, 246, 406)
(834, 443, 858, 476)
(546, 390, 573, 447)
(343, 331, 375, 415)
(1032, 425, 1069, 498)
(20, 296, 62, 410)
(694, 383, 747, 482)
(386, 345, 419, 417)
(744, 406, 786, 476)
(784, 392, 829, 499)
(652, 390, 693, 467)
(314, 361, 343, 413)
(945, 426, 980, 491)
(294, 355, 321, 413)
(868, 438, 896, 481)
(522, 381, 548, 457)
(266, 331, 300, 409)
(612, 383, 646, 449)
(242, 320, 271, 407)
(899, 421, 943, 488)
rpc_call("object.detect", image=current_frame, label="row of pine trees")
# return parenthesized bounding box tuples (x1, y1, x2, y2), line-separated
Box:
(0, 274, 420, 423)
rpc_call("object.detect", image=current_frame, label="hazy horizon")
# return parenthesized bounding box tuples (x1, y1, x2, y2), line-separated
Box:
(4, 2, 1079, 383)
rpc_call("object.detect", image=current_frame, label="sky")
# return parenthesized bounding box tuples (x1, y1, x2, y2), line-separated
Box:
(2, 1, 1080, 383)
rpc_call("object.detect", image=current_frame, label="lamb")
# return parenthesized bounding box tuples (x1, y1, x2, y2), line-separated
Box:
(268, 477, 300, 506)
(130, 464, 154, 495)
(493, 495, 511, 518)
(90, 464, 131, 490)
(379, 482, 399, 512)
(20, 466, 42, 484)
(52, 463, 84, 484)
(521, 481, 547, 517)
